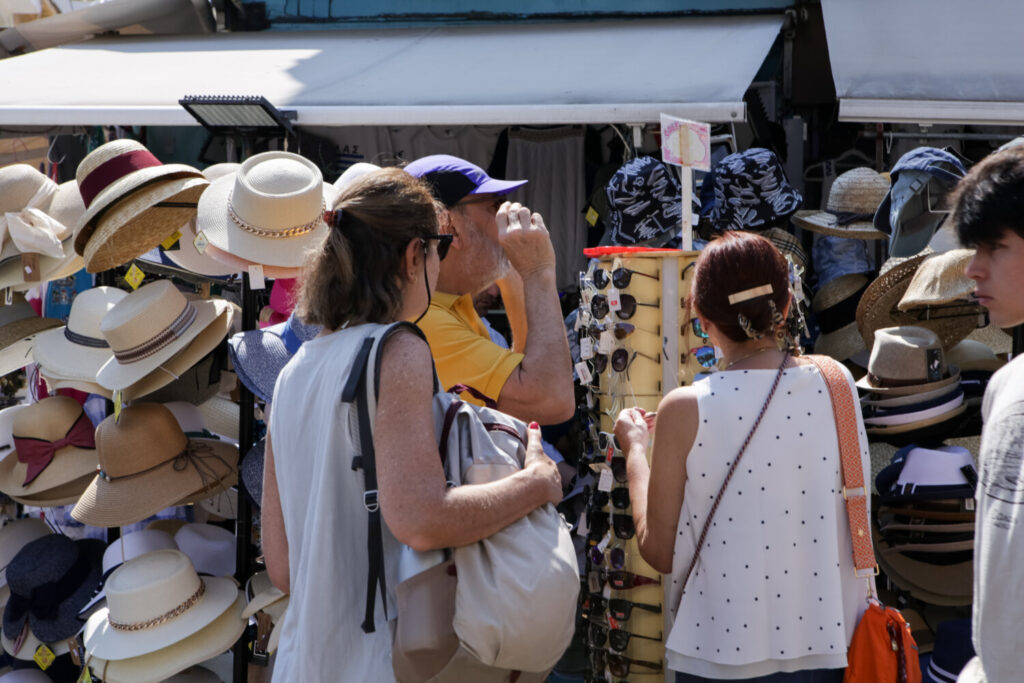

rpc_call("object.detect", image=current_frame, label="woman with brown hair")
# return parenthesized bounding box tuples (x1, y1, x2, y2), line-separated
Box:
(260, 167, 562, 681)
(615, 231, 873, 682)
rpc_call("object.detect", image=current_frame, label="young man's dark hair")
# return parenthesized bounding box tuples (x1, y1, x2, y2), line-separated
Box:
(953, 146, 1024, 246)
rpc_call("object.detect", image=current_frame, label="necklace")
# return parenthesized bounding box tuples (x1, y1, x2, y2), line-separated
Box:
(723, 346, 779, 370)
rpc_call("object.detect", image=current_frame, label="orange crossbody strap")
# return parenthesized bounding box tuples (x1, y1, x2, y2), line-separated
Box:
(806, 355, 878, 575)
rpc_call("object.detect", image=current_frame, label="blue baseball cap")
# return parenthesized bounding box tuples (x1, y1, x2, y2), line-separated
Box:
(404, 154, 527, 207)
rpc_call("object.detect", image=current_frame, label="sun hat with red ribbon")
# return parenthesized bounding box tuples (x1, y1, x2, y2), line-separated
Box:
(72, 139, 207, 273)
(0, 396, 98, 504)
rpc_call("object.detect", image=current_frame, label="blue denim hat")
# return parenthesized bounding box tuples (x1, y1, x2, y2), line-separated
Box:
(708, 148, 802, 232)
(874, 147, 967, 257)
(604, 156, 683, 247)
(228, 313, 320, 403)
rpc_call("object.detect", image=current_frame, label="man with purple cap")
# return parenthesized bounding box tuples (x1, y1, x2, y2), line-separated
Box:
(404, 154, 574, 425)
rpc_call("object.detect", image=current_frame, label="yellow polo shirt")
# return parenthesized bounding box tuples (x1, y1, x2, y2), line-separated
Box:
(415, 292, 525, 406)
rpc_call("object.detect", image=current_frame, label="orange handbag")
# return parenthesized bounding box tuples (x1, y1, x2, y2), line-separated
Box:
(808, 356, 921, 683)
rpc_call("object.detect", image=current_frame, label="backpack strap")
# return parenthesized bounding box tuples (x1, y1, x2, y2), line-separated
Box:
(341, 322, 436, 634)
(805, 354, 879, 577)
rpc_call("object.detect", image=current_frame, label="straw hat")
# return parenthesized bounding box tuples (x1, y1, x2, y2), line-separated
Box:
(162, 164, 242, 278)
(0, 301, 61, 377)
(40, 373, 112, 400)
(196, 395, 239, 444)
(145, 519, 188, 536)
(0, 396, 97, 501)
(198, 241, 302, 280)
(0, 626, 72, 662)
(872, 517, 972, 606)
(3, 534, 105, 643)
(856, 254, 980, 351)
(812, 273, 869, 361)
(793, 168, 889, 240)
(72, 140, 208, 273)
(86, 593, 245, 683)
(5, 473, 98, 508)
(79, 529, 179, 616)
(0, 165, 57, 214)
(96, 281, 229, 391)
(946, 339, 1005, 374)
(121, 299, 237, 403)
(898, 249, 976, 310)
(173, 524, 235, 578)
(71, 404, 238, 528)
(163, 666, 222, 683)
(32, 286, 127, 384)
(856, 326, 960, 395)
(196, 151, 336, 269)
(83, 549, 240, 661)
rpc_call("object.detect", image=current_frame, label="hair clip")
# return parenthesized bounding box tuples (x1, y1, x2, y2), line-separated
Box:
(728, 284, 773, 305)
(737, 313, 762, 339)
(324, 208, 341, 227)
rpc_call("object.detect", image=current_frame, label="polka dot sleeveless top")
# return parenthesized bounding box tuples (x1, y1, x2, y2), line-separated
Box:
(665, 364, 873, 679)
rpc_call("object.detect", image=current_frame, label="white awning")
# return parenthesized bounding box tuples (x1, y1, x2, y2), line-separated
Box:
(0, 15, 783, 127)
(822, 0, 1024, 126)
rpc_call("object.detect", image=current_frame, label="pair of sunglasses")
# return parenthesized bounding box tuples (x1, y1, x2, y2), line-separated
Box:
(585, 595, 662, 622)
(589, 544, 626, 570)
(591, 294, 659, 321)
(591, 349, 661, 375)
(593, 267, 658, 291)
(587, 621, 662, 652)
(420, 233, 453, 260)
(687, 317, 709, 340)
(588, 486, 630, 511)
(587, 321, 637, 342)
(598, 431, 618, 453)
(587, 512, 633, 540)
(589, 569, 661, 592)
(689, 345, 719, 369)
(589, 649, 663, 678)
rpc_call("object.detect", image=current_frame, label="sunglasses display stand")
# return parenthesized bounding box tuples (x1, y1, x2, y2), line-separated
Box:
(577, 250, 701, 682)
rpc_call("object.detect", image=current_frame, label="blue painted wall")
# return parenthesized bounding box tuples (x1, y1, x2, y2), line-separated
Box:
(248, 0, 792, 26)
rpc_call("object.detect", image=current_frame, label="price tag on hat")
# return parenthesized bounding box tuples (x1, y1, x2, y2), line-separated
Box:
(585, 206, 599, 226)
(77, 667, 93, 683)
(607, 288, 622, 313)
(21, 253, 39, 282)
(580, 337, 594, 360)
(124, 263, 145, 290)
(193, 230, 210, 255)
(113, 390, 123, 423)
(33, 643, 55, 670)
(248, 265, 266, 290)
(160, 230, 182, 251)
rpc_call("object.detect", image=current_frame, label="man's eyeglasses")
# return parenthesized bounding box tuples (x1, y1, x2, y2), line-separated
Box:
(593, 267, 659, 291)
(420, 234, 453, 261)
(591, 294, 659, 321)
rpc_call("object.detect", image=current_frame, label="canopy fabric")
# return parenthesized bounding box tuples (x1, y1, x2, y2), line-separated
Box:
(822, 0, 1024, 125)
(0, 16, 782, 126)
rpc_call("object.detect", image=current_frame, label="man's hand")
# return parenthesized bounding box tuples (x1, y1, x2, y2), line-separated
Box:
(523, 421, 563, 506)
(497, 201, 556, 278)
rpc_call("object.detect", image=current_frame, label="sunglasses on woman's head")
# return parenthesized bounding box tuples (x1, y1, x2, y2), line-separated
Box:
(587, 621, 662, 652)
(590, 294, 659, 321)
(420, 233, 453, 260)
(593, 267, 659, 291)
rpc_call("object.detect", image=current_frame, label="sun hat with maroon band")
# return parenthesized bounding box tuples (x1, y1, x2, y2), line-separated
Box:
(404, 154, 527, 208)
(72, 140, 207, 273)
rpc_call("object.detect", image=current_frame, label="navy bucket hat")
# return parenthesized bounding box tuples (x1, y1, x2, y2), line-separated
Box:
(708, 148, 802, 232)
(604, 156, 683, 247)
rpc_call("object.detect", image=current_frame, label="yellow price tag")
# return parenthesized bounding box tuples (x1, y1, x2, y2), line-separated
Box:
(160, 230, 183, 250)
(585, 206, 599, 226)
(78, 666, 93, 683)
(124, 264, 145, 290)
(33, 643, 55, 670)
(113, 390, 123, 423)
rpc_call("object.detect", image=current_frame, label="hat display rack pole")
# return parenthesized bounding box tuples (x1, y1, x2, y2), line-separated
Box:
(96, 269, 121, 545)
(232, 271, 257, 683)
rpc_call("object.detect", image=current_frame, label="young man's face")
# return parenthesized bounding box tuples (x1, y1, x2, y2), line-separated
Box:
(965, 229, 1024, 328)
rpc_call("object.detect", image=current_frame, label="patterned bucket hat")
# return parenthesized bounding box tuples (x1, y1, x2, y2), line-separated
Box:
(605, 156, 683, 247)
(708, 148, 803, 232)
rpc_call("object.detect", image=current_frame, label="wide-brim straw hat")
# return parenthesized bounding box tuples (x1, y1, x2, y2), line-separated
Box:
(812, 273, 869, 361)
(0, 625, 71, 662)
(864, 402, 969, 436)
(793, 167, 889, 240)
(0, 302, 61, 377)
(196, 151, 336, 269)
(71, 404, 238, 528)
(162, 218, 241, 278)
(173, 524, 235, 578)
(83, 550, 239, 661)
(96, 281, 227, 391)
(872, 517, 972, 606)
(7, 473, 97, 508)
(898, 249, 976, 310)
(200, 241, 302, 280)
(121, 300, 236, 403)
(40, 373, 113, 400)
(0, 240, 84, 292)
(86, 593, 245, 683)
(0, 396, 97, 499)
(196, 395, 239, 444)
(856, 254, 980, 351)
(946, 339, 1005, 374)
(0, 164, 57, 215)
(32, 286, 127, 384)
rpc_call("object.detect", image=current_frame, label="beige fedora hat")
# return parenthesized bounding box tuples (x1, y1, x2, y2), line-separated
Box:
(793, 168, 888, 240)
(898, 249, 976, 310)
(96, 280, 226, 391)
(856, 326, 960, 395)
(121, 299, 237, 403)
(856, 254, 980, 351)
(0, 164, 57, 214)
(0, 396, 97, 500)
(0, 301, 61, 377)
(812, 273, 870, 361)
(196, 151, 336, 269)
(71, 404, 237, 527)
(83, 549, 240, 661)
(87, 593, 245, 683)
(163, 164, 242, 278)
(32, 286, 127, 383)
(39, 373, 112, 400)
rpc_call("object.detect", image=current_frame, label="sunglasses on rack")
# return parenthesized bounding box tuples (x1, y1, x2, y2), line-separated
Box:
(593, 348, 661, 377)
(610, 455, 627, 483)
(689, 345, 719, 369)
(593, 267, 659, 291)
(587, 321, 637, 341)
(585, 595, 662, 622)
(612, 513, 635, 540)
(420, 234, 453, 261)
(598, 431, 618, 453)
(587, 621, 662, 652)
(590, 569, 662, 591)
(589, 487, 610, 509)
(610, 487, 630, 510)
(589, 544, 626, 570)
(589, 649, 663, 678)
(590, 294, 659, 321)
